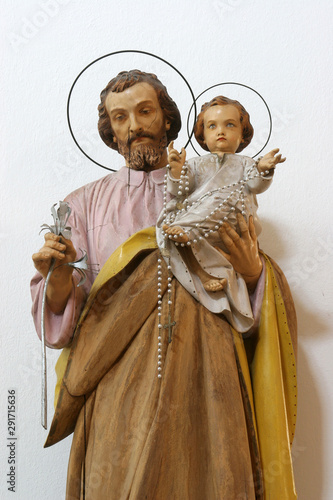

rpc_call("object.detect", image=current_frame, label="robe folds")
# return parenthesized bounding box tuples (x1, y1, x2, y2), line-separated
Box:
(45, 228, 297, 500)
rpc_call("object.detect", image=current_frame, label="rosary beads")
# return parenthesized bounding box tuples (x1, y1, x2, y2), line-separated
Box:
(160, 159, 267, 246)
(156, 256, 174, 379)
(156, 157, 268, 378)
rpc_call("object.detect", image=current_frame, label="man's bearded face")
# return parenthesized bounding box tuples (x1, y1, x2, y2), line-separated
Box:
(105, 82, 171, 171)
(117, 131, 168, 172)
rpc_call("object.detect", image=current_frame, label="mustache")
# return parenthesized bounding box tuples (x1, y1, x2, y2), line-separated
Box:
(127, 131, 155, 147)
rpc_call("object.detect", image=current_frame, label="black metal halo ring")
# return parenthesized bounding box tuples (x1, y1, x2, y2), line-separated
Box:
(186, 82, 272, 159)
(67, 50, 197, 172)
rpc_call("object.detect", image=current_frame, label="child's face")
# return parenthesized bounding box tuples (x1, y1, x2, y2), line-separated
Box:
(203, 105, 243, 154)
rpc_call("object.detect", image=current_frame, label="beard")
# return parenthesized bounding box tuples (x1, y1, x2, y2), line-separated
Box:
(117, 132, 167, 172)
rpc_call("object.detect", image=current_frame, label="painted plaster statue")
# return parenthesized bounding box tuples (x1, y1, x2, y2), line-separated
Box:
(156, 96, 285, 332)
(31, 70, 297, 499)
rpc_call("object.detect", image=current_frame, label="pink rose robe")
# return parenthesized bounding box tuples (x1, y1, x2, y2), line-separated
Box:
(31, 165, 264, 348)
(31, 167, 170, 348)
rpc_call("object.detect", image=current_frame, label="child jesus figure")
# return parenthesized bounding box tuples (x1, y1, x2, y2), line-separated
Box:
(156, 96, 285, 332)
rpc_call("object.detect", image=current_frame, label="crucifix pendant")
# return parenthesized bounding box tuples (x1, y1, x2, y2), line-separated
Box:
(163, 314, 176, 343)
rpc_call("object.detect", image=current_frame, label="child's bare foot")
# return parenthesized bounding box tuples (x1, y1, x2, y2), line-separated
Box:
(203, 278, 227, 292)
(163, 224, 189, 243)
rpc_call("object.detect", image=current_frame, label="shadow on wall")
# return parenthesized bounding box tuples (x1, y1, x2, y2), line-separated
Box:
(258, 218, 325, 499)
(293, 280, 328, 500)
(256, 217, 288, 260)
(293, 340, 324, 500)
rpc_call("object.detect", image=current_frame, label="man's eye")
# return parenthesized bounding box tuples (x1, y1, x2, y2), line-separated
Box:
(140, 108, 151, 115)
(209, 124, 216, 129)
(227, 123, 235, 127)
(114, 115, 125, 121)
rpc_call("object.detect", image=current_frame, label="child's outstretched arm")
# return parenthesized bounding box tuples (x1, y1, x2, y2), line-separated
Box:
(257, 148, 286, 174)
(168, 141, 186, 179)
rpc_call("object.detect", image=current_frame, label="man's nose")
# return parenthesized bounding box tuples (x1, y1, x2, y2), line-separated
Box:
(129, 113, 143, 133)
(217, 126, 225, 136)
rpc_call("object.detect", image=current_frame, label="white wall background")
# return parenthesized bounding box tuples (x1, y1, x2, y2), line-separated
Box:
(1, 0, 332, 498)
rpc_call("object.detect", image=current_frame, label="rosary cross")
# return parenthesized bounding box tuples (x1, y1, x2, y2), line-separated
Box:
(163, 314, 176, 343)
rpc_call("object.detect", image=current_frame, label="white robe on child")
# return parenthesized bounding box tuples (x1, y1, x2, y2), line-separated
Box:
(156, 153, 273, 332)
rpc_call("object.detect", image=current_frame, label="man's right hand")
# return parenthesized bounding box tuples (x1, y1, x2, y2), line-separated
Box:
(32, 233, 76, 278)
(32, 233, 77, 313)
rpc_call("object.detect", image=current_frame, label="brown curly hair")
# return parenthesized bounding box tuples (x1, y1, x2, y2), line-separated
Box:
(194, 96, 254, 153)
(98, 70, 181, 151)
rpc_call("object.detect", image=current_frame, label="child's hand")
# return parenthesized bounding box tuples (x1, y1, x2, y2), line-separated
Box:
(168, 141, 186, 179)
(257, 148, 286, 174)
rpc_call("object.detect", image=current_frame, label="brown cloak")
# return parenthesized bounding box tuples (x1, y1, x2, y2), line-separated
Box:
(45, 244, 297, 500)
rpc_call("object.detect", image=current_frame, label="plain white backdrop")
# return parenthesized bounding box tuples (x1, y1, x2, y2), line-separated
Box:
(1, 0, 332, 498)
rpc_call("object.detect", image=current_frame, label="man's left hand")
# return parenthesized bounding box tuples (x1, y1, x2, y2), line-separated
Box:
(215, 214, 263, 290)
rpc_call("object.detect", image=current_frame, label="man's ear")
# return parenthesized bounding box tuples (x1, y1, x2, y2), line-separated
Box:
(165, 120, 171, 131)
(113, 135, 118, 144)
